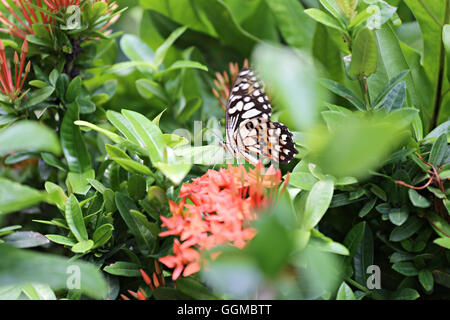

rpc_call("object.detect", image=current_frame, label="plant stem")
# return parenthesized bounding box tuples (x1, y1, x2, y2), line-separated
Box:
(345, 277, 383, 300)
(359, 77, 371, 110)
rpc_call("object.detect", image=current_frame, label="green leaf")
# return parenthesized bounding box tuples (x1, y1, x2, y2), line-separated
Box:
(374, 23, 424, 126)
(349, 28, 378, 78)
(408, 189, 430, 208)
(156, 162, 191, 185)
(289, 172, 319, 191)
(176, 277, 217, 300)
(372, 70, 410, 107)
(45, 234, 77, 246)
(136, 79, 169, 103)
(359, 198, 376, 218)
(154, 26, 187, 68)
(336, 282, 356, 300)
(354, 223, 374, 285)
(336, 0, 358, 19)
(308, 112, 416, 178)
(0, 121, 61, 157)
(304, 8, 344, 32)
(0, 244, 107, 299)
(389, 216, 424, 242)
(128, 174, 147, 201)
(174, 145, 230, 165)
(120, 34, 155, 64)
(92, 224, 114, 249)
(343, 222, 366, 261)
(103, 262, 141, 277)
(45, 182, 68, 211)
(65, 76, 82, 103)
(65, 195, 88, 242)
(22, 283, 56, 300)
(0, 178, 48, 215)
(320, 79, 365, 111)
(390, 288, 420, 300)
(443, 24, 450, 82)
(115, 193, 154, 255)
(121, 110, 166, 164)
(71, 240, 94, 253)
(309, 229, 349, 255)
(418, 269, 434, 292)
(265, 0, 315, 49)
(22, 87, 55, 108)
(383, 81, 406, 111)
(158, 60, 208, 74)
(104, 61, 156, 74)
(302, 179, 334, 230)
(389, 208, 409, 226)
(60, 102, 92, 173)
(66, 170, 95, 195)
(3, 231, 49, 248)
(434, 237, 450, 249)
(74, 120, 125, 144)
(41, 152, 67, 171)
(392, 261, 418, 276)
(404, 0, 445, 128)
(429, 133, 447, 167)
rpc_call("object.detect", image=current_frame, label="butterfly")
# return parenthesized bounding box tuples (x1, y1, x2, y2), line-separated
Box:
(221, 67, 298, 165)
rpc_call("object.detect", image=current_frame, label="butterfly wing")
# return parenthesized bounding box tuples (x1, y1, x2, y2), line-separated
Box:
(225, 68, 298, 165)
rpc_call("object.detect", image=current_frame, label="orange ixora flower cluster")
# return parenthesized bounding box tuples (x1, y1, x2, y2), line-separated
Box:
(158, 163, 287, 281)
(0, 38, 29, 100)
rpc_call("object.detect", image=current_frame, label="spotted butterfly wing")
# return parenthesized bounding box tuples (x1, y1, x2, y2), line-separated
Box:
(224, 68, 298, 165)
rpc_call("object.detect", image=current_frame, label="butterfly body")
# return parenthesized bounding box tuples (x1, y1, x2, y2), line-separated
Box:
(223, 68, 298, 165)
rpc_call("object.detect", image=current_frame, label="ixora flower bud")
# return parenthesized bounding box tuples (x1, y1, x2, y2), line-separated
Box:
(0, 39, 30, 101)
(158, 163, 286, 281)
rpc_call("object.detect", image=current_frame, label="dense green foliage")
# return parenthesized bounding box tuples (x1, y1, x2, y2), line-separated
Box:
(0, 0, 448, 300)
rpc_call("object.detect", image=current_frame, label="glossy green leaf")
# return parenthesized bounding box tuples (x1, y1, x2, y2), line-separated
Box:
(92, 224, 114, 249)
(104, 261, 141, 277)
(354, 223, 374, 285)
(22, 87, 55, 108)
(336, 282, 356, 300)
(65, 76, 82, 103)
(0, 121, 61, 157)
(154, 26, 187, 67)
(60, 102, 92, 173)
(0, 244, 107, 299)
(45, 234, 77, 246)
(65, 195, 88, 242)
(383, 81, 406, 111)
(0, 178, 48, 215)
(392, 261, 418, 276)
(304, 8, 344, 32)
(3, 231, 49, 248)
(390, 216, 424, 242)
(429, 133, 447, 167)
(262, 0, 315, 49)
(115, 193, 154, 255)
(121, 110, 166, 164)
(418, 269, 434, 292)
(302, 179, 334, 230)
(408, 189, 431, 208)
(433, 237, 450, 249)
(136, 79, 169, 102)
(349, 28, 378, 78)
(71, 240, 94, 253)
